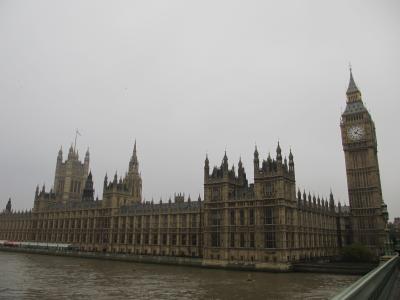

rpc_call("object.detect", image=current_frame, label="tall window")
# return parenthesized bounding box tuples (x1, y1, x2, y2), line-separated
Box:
(153, 234, 158, 245)
(211, 211, 221, 226)
(230, 232, 235, 248)
(264, 207, 274, 224)
(240, 233, 245, 247)
(264, 182, 274, 197)
(162, 234, 167, 245)
(239, 209, 244, 225)
(230, 210, 235, 225)
(249, 209, 254, 225)
(181, 234, 187, 246)
(172, 234, 177, 245)
(264, 232, 276, 248)
(212, 188, 221, 201)
(191, 234, 197, 246)
(211, 232, 220, 247)
(191, 215, 197, 227)
(250, 232, 255, 248)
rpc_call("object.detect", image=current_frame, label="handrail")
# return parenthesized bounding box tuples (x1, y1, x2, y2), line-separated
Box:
(331, 254, 399, 300)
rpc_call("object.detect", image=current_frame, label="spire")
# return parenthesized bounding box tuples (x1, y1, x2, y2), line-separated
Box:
(6, 198, 11, 212)
(222, 150, 228, 170)
(276, 141, 282, 162)
(346, 67, 360, 95)
(253, 145, 259, 165)
(205, 154, 209, 168)
(85, 147, 90, 162)
(57, 146, 63, 161)
(82, 172, 94, 201)
(346, 66, 363, 103)
(68, 144, 74, 159)
(329, 190, 335, 210)
(254, 145, 259, 158)
(129, 140, 139, 173)
(204, 154, 210, 179)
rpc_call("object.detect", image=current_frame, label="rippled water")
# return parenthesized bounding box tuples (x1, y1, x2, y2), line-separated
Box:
(0, 252, 358, 299)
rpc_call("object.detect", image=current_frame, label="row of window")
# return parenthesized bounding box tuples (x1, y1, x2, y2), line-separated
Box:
(211, 232, 276, 249)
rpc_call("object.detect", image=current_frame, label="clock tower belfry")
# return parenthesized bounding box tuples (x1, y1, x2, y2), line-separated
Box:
(340, 68, 388, 255)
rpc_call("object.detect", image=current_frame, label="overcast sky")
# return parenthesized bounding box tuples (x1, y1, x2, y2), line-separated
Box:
(0, 1, 399, 218)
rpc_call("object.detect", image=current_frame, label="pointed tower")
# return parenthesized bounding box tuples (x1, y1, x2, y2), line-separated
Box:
(204, 154, 209, 181)
(276, 142, 282, 163)
(5, 198, 11, 213)
(82, 171, 95, 201)
(253, 145, 259, 176)
(129, 140, 139, 174)
(84, 148, 90, 174)
(288, 149, 295, 175)
(340, 67, 388, 255)
(222, 151, 229, 174)
(126, 140, 142, 203)
(53, 143, 89, 202)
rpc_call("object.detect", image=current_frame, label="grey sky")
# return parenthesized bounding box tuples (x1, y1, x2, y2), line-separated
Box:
(0, 1, 399, 218)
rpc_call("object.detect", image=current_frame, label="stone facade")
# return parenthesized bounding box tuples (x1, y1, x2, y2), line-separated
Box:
(0, 71, 388, 268)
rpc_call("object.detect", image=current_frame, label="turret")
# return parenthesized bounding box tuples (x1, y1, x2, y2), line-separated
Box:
(238, 157, 246, 181)
(129, 140, 139, 174)
(82, 171, 94, 201)
(288, 149, 294, 174)
(329, 190, 335, 211)
(297, 189, 302, 206)
(68, 144, 74, 160)
(5, 198, 11, 213)
(103, 173, 108, 189)
(276, 142, 282, 163)
(222, 151, 228, 173)
(57, 146, 63, 164)
(35, 185, 39, 200)
(253, 145, 259, 171)
(204, 154, 209, 180)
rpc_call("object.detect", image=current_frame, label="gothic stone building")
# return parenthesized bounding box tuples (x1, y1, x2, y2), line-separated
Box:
(0, 71, 388, 269)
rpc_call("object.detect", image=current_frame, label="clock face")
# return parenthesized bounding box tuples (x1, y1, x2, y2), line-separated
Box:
(347, 125, 365, 141)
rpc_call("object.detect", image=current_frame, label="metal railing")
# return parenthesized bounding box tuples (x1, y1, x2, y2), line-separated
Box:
(332, 254, 399, 300)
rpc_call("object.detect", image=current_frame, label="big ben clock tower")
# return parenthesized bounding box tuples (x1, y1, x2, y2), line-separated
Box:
(340, 69, 388, 255)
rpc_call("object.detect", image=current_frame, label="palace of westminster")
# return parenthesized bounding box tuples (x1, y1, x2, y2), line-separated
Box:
(0, 71, 390, 268)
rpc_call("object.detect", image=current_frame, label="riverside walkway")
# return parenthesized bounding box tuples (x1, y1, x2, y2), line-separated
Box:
(332, 254, 400, 300)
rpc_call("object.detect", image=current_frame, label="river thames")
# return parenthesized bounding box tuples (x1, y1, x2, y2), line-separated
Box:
(0, 252, 358, 300)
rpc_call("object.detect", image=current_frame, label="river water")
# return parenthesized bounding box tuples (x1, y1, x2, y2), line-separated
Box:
(0, 252, 358, 300)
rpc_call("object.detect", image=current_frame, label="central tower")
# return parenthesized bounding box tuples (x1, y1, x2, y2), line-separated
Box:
(340, 69, 388, 255)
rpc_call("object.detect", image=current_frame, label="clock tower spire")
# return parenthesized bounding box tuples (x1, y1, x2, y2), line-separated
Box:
(340, 68, 388, 256)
